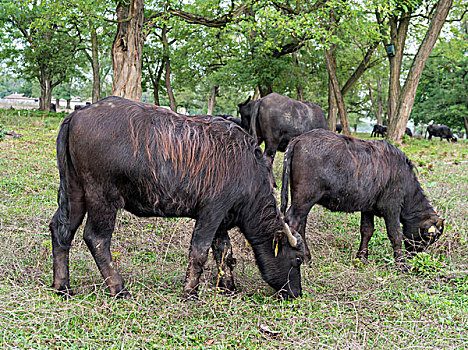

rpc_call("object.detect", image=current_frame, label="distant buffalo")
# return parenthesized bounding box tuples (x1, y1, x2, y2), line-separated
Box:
(405, 127, 413, 137)
(50, 97, 305, 300)
(371, 124, 386, 137)
(214, 113, 242, 126)
(281, 129, 444, 267)
(238, 93, 327, 186)
(426, 124, 457, 142)
(336, 124, 343, 134)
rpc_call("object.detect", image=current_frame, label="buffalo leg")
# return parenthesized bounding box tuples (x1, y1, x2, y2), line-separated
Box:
(50, 197, 86, 296)
(264, 147, 278, 188)
(183, 213, 224, 298)
(83, 206, 130, 298)
(356, 212, 374, 263)
(286, 207, 313, 261)
(383, 214, 409, 271)
(211, 229, 236, 292)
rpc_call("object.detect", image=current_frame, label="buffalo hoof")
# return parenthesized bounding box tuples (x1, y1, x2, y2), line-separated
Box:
(114, 289, 132, 299)
(54, 285, 74, 299)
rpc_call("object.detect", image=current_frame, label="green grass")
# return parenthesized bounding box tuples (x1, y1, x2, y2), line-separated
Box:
(1, 109, 467, 348)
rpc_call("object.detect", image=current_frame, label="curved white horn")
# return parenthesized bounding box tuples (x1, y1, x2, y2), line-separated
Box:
(284, 223, 297, 248)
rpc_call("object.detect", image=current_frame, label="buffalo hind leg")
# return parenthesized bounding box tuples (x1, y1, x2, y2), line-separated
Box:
(50, 198, 86, 297)
(384, 214, 409, 271)
(183, 212, 224, 299)
(83, 206, 130, 298)
(211, 228, 236, 293)
(286, 209, 312, 261)
(356, 212, 375, 264)
(264, 147, 278, 188)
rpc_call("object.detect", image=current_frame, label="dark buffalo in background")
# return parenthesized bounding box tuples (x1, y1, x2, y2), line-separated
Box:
(371, 124, 387, 137)
(215, 113, 242, 126)
(50, 96, 305, 300)
(74, 102, 91, 111)
(336, 124, 343, 134)
(281, 129, 444, 267)
(426, 124, 457, 142)
(405, 127, 413, 137)
(238, 93, 327, 186)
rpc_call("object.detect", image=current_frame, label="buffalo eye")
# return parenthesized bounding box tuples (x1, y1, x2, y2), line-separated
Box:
(296, 257, 303, 265)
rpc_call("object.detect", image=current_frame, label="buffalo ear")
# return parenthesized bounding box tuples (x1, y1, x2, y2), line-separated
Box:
(436, 218, 445, 230)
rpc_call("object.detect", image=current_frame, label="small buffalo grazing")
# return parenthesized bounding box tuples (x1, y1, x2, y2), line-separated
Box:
(215, 113, 242, 126)
(371, 124, 387, 137)
(238, 93, 327, 186)
(50, 96, 305, 299)
(335, 124, 343, 134)
(281, 129, 444, 268)
(426, 124, 457, 142)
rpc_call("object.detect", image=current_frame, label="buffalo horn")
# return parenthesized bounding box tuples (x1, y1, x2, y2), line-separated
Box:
(284, 223, 298, 248)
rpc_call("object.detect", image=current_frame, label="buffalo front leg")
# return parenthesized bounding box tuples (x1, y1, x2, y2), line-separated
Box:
(50, 197, 86, 297)
(183, 213, 224, 298)
(211, 228, 236, 293)
(83, 207, 130, 298)
(356, 212, 375, 264)
(384, 214, 409, 271)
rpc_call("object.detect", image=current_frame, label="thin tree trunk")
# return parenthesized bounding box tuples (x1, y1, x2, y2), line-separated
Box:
(161, 24, 177, 111)
(90, 22, 101, 103)
(146, 57, 164, 106)
(388, 0, 453, 141)
(368, 82, 383, 125)
(55, 98, 60, 109)
(324, 47, 350, 135)
(463, 117, 468, 139)
(66, 99, 71, 109)
(327, 48, 338, 132)
(111, 0, 145, 101)
(292, 52, 304, 101)
(207, 85, 218, 115)
(387, 13, 411, 124)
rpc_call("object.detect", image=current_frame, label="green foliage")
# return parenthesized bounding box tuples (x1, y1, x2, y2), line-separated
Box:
(412, 24, 468, 132)
(411, 252, 445, 275)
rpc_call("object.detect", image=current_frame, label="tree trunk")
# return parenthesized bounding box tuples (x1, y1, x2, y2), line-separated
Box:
(463, 117, 468, 139)
(146, 57, 164, 106)
(324, 47, 350, 135)
(90, 22, 101, 103)
(368, 82, 383, 125)
(161, 25, 177, 112)
(111, 0, 145, 101)
(207, 85, 219, 115)
(328, 82, 338, 132)
(39, 69, 53, 112)
(292, 52, 304, 101)
(387, 13, 411, 124)
(55, 98, 60, 109)
(388, 0, 453, 141)
(66, 99, 71, 109)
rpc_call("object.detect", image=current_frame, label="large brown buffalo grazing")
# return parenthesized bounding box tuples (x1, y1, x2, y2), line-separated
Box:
(49, 96, 305, 299)
(238, 93, 327, 186)
(280, 129, 444, 268)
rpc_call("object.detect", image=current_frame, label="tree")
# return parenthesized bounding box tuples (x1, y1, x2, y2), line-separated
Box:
(0, 1, 82, 111)
(412, 20, 468, 134)
(376, 0, 455, 141)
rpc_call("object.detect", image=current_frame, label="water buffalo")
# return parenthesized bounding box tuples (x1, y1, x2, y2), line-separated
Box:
(426, 124, 457, 142)
(280, 129, 444, 268)
(371, 124, 386, 137)
(336, 124, 343, 134)
(238, 93, 327, 186)
(215, 113, 242, 126)
(405, 127, 413, 137)
(50, 96, 305, 299)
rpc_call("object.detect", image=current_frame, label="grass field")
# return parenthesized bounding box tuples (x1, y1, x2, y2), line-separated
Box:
(1, 109, 467, 349)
